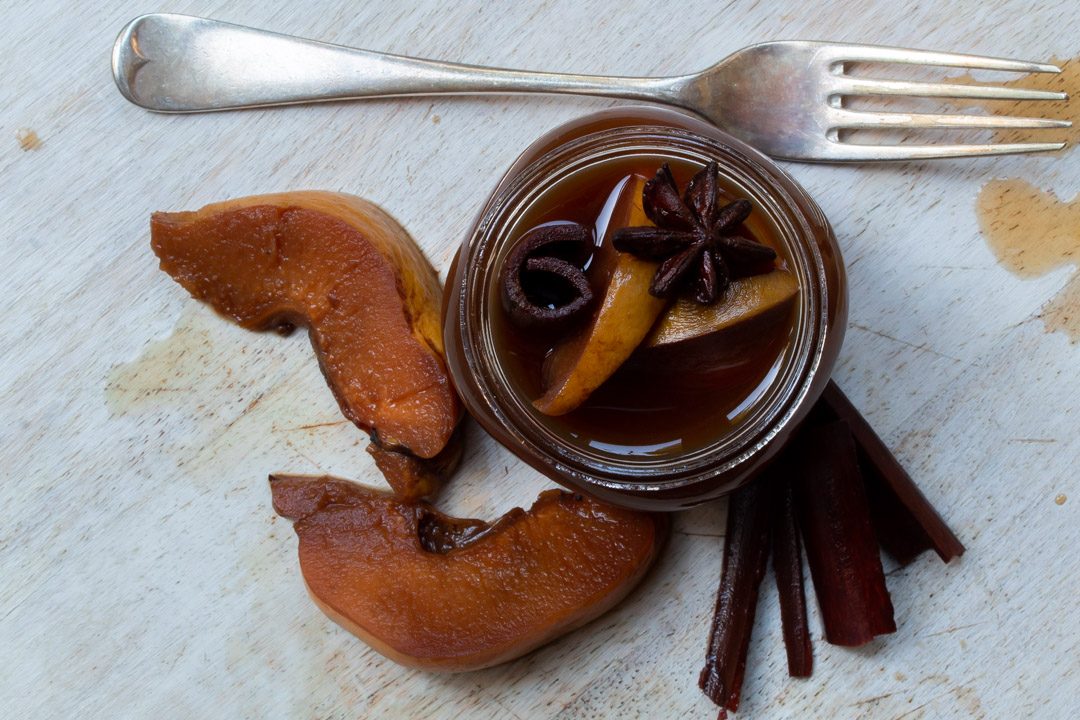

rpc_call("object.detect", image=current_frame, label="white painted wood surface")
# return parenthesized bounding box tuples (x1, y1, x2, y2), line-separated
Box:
(2, 2, 1077, 717)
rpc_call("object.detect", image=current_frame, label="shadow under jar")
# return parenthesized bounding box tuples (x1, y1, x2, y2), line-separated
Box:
(444, 107, 846, 511)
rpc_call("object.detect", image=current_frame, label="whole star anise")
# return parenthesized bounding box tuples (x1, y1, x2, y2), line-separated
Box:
(613, 162, 777, 304)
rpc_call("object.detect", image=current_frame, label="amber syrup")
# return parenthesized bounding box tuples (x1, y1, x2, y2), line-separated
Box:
(490, 155, 797, 461)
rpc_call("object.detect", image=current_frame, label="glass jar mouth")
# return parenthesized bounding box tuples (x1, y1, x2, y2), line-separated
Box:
(455, 124, 834, 494)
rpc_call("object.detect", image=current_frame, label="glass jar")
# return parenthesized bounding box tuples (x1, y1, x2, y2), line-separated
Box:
(444, 107, 846, 510)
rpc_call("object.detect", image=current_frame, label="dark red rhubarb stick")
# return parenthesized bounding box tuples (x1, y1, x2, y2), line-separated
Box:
(770, 477, 813, 677)
(818, 382, 965, 565)
(699, 480, 771, 716)
(792, 420, 897, 646)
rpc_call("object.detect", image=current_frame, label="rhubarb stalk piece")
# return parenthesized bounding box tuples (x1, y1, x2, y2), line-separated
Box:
(792, 420, 897, 647)
(818, 382, 965, 565)
(699, 480, 771, 716)
(770, 477, 813, 677)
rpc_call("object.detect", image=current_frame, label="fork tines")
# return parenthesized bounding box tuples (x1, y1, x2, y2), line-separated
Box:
(825, 44, 1070, 160)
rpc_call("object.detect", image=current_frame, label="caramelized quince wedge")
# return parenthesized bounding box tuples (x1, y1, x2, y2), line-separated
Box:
(151, 192, 462, 499)
(270, 475, 666, 671)
(534, 176, 668, 416)
(640, 270, 798, 371)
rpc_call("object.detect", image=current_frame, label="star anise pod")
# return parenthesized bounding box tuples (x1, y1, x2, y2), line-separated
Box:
(613, 163, 777, 304)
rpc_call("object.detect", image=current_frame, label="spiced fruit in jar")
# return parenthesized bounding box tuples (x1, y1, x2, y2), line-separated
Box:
(444, 107, 847, 510)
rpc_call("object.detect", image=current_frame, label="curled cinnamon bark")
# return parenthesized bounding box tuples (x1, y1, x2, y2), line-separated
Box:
(817, 382, 965, 565)
(792, 420, 897, 647)
(500, 223, 594, 329)
(697, 382, 964, 712)
(698, 481, 771, 716)
(771, 477, 813, 677)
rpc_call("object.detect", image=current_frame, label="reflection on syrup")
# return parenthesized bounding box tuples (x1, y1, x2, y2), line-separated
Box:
(589, 174, 633, 268)
(492, 156, 795, 460)
(977, 179, 1080, 342)
(572, 344, 789, 458)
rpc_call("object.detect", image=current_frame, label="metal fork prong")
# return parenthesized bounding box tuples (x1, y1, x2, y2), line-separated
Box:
(829, 141, 1066, 161)
(834, 110, 1071, 130)
(836, 78, 1068, 102)
(829, 45, 1061, 73)
(108, 20, 1071, 163)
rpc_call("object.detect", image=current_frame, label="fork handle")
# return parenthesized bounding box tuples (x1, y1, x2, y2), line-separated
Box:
(113, 14, 686, 113)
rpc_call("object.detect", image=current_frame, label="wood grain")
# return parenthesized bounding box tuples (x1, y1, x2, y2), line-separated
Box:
(1, 1, 1077, 718)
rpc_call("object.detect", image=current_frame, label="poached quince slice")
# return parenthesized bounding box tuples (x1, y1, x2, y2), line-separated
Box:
(270, 475, 665, 671)
(151, 192, 462, 499)
(534, 177, 668, 416)
(640, 269, 799, 371)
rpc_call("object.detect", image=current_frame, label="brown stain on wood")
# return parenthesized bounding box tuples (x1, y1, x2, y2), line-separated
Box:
(961, 57, 1080, 342)
(976, 179, 1080, 341)
(276, 419, 352, 432)
(105, 306, 226, 415)
(16, 128, 43, 151)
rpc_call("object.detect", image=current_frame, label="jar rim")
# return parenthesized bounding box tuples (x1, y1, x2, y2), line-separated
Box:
(453, 122, 837, 497)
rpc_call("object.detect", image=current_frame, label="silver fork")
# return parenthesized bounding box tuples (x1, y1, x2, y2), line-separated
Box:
(112, 13, 1070, 162)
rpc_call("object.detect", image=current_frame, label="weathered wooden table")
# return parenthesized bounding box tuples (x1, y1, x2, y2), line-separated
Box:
(3, 1, 1077, 717)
